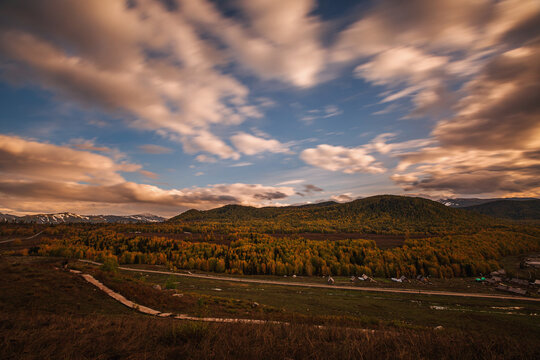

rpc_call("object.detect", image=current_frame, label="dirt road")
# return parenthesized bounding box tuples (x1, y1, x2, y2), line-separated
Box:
(78, 260, 540, 302)
(0, 231, 44, 244)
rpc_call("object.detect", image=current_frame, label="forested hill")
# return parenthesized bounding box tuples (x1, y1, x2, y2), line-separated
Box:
(463, 199, 540, 220)
(169, 195, 495, 234)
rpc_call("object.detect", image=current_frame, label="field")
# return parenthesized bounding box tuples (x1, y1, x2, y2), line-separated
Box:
(1, 255, 540, 359)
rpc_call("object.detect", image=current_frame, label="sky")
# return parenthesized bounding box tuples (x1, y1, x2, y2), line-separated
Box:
(0, 0, 539, 216)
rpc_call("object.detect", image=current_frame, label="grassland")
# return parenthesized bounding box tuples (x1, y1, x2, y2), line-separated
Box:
(1, 255, 540, 359)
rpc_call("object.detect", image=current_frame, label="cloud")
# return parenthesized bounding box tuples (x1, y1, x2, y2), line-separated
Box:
(0, 180, 296, 209)
(366, 133, 434, 155)
(300, 105, 342, 124)
(391, 41, 540, 197)
(296, 184, 324, 196)
(276, 179, 305, 186)
(139, 170, 159, 179)
(229, 162, 253, 167)
(300, 144, 385, 174)
(70, 138, 113, 153)
(182, 131, 239, 160)
(138, 144, 174, 154)
(332, 0, 540, 117)
(180, 0, 326, 87)
(0, 134, 138, 185)
(433, 44, 540, 151)
(195, 154, 217, 163)
(330, 193, 354, 203)
(230, 132, 290, 156)
(0, 134, 297, 214)
(391, 148, 540, 195)
(0, 0, 261, 159)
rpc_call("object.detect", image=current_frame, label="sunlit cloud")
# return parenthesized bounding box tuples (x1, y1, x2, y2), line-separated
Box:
(300, 144, 385, 174)
(231, 132, 290, 156)
(0, 135, 297, 214)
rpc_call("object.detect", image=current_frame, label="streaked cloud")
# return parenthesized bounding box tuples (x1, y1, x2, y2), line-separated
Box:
(276, 179, 306, 186)
(392, 42, 540, 196)
(229, 162, 253, 168)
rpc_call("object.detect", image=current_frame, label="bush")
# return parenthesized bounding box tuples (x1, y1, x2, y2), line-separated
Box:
(100, 258, 118, 273)
(165, 276, 177, 290)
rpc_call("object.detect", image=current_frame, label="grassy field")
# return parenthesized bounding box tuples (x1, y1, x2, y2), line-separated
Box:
(1, 255, 540, 359)
(72, 259, 540, 333)
(97, 260, 537, 295)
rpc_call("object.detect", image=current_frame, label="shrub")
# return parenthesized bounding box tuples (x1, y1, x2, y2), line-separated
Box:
(165, 276, 177, 290)
(100, 258, 118, 273)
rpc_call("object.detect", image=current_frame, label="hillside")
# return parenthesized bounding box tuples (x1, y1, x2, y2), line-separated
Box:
(170, 195, 493, 234)
(464, 199, 540, 220)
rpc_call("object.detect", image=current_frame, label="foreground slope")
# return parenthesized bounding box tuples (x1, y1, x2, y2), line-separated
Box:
(2, 256, 540, 360)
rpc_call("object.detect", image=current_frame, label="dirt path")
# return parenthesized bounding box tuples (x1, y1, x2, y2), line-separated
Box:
(72, 268, 375, 332)
(0, 231, 44, 244)
(79, 260, 540, 302)
(75, 269, 287, 325)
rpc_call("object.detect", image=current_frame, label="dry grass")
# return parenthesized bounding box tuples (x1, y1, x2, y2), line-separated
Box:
(1, 256, 539, 359)
(1, 313, 539, 360)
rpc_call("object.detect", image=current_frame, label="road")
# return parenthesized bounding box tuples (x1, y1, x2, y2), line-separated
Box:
(0, 231, 44, 244)
(78, 260, 540, 302)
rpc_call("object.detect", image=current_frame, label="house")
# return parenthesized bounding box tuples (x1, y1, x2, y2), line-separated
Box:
(496, 284, 527, 296)
(490, 269, 506, 277)
(510, 278, 529, 286)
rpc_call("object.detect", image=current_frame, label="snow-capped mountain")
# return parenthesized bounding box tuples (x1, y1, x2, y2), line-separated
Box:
(0, 212, 165, 224)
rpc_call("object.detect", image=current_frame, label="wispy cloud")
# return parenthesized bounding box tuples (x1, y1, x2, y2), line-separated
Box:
(229, 162, 253, 167)
(276, 179, 305, 186)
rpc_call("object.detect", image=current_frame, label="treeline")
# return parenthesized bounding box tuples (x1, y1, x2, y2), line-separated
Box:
(30, 229, 540, 278)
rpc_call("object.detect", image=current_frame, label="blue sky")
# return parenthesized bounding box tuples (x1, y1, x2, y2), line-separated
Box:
(0, 0, 538, 216)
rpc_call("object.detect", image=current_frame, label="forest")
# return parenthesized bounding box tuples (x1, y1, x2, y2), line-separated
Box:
(3, 196, 540, 278)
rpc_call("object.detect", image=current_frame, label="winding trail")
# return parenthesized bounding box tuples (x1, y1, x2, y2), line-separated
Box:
(78, 260, 540, 302)
(0, 231, 44, 244)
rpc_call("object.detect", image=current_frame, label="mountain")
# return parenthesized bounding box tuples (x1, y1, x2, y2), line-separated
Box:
(463, 199, 540, 220)
(170, 195, 492, 234)
(438, 197, 537, 208)
(0, 212, 165, 224)
(0, 213, 19, 222)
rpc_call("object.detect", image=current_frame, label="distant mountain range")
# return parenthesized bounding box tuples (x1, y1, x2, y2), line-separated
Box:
(438, 197, 538, 208)
(461, 199, 540, 220)
(2, 196, 538, 225)
(437, 198, 540, 220)
(0, 212, 165, 224)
